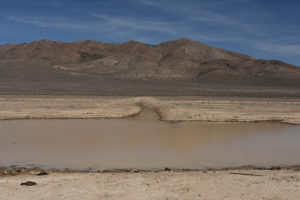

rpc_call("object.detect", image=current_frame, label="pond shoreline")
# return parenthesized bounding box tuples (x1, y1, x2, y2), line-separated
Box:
(1, 165, 300, 177)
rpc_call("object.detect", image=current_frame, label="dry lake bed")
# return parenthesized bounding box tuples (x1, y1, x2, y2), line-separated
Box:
(0, 95, 300, 199)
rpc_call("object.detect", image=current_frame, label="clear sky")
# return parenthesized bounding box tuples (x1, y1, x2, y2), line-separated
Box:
(0, 0, 299, 66)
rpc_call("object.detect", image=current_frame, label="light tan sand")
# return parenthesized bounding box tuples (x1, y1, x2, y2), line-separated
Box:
(0, 170, 299, 200)
(1, 95, 300, 124)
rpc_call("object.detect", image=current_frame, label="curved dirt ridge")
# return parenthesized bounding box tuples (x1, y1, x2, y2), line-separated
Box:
(1, 96, 300, 124)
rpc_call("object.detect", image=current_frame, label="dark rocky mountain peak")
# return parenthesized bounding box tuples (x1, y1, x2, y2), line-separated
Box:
(0, 38, 299, 80)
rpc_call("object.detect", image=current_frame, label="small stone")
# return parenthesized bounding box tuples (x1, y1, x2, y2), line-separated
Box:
(270, 166, 281, 170)
(37, 171, 48, 176)
(13, 167, 26, 173)
(130, 169, 139, 173)
(20, 181, 37, 186)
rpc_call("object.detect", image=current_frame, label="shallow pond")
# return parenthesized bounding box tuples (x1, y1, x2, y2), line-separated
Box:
(0, 109, 299, 170)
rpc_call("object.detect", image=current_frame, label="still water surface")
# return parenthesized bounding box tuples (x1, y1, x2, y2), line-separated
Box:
(0, 109, 299, 170)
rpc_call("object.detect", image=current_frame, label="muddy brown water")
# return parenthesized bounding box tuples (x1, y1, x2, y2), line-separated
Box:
(0, 109, 300, 170)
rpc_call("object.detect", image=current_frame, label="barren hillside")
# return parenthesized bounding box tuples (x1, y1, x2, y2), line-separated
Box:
(0, 38, 299, 96)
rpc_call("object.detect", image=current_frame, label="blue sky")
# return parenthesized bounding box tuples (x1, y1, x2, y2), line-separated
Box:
(0, 0, 300, 66)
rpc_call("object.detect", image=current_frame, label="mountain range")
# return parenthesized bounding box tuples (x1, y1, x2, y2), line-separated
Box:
(0, 38, 299, 96)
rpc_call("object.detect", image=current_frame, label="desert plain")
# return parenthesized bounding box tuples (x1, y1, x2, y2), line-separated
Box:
(1, 39, 300, 199)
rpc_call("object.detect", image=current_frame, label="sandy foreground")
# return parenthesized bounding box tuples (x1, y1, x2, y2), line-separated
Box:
(1, 95, 300, 124)
(0, 169, 299, 200)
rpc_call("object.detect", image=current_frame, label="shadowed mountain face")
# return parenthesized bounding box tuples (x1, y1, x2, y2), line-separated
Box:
(0, 38, 300, 96)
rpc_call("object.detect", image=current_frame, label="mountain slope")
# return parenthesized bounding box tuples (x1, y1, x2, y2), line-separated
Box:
(1, 38, 300, 79)
(0, 38, 299, 96)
